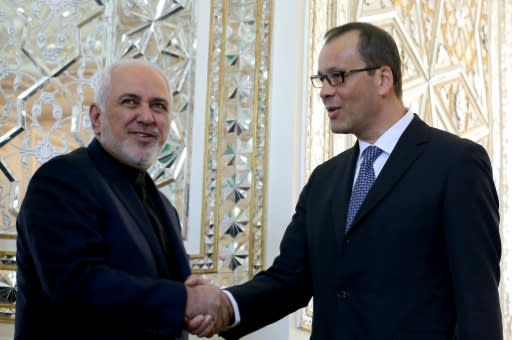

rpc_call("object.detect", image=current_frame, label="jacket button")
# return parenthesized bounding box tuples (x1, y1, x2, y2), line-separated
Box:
(338, 290, 349, 299)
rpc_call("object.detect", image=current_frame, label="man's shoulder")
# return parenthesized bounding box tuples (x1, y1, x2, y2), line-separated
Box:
(426, 124, 485, 153)
(408, 116, 483, 151)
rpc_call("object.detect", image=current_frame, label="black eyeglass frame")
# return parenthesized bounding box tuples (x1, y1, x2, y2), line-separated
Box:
(310, 66, 380, 88)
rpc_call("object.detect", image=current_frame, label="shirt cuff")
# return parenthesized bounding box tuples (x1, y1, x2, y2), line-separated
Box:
(222, 290, 241, 328)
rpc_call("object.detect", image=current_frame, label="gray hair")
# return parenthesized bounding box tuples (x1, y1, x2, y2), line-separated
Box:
(93, 59, 171, 111)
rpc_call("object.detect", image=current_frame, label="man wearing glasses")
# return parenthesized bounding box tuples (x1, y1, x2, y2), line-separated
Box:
(190, 21, 503, 340)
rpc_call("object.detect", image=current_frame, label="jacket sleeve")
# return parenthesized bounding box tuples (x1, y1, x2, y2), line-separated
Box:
(442, 141, 502, 339)
(220, 180, 314, 339)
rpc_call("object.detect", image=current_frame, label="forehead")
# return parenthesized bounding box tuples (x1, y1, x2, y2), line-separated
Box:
(318, 31, 362, 72)
(109, 64, 171, 101)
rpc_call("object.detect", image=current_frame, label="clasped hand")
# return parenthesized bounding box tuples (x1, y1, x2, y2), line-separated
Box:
(185, 275, 233, 338)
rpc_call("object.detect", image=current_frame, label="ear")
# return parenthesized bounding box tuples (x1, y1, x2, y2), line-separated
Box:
(376, 65, 394, 96)
(89, 104, 102, 137)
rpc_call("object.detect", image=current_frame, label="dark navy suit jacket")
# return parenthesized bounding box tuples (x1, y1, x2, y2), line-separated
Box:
(15, 139, 191, 339)
(221, 115, 502, 340)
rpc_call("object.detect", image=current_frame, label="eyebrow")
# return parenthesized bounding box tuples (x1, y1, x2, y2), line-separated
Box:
(118, 93, 140, 101)
(316, 68, 345, 75)
(119, 93, 169, 104)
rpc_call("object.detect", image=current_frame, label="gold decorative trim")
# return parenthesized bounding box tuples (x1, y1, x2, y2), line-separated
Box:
(192, 1, 273, 287)
(0, 251, 15, 323)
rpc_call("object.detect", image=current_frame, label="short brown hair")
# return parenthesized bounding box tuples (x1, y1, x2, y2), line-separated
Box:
(324, 22, 402, 98)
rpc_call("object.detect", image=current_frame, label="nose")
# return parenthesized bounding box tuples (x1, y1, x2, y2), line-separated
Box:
(138, 104, 156, 125)
(319, 81, 335, 99)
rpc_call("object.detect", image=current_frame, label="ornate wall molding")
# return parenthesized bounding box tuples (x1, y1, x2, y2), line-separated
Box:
(0, 0, 197, 234)
(191, 0, 272, 289)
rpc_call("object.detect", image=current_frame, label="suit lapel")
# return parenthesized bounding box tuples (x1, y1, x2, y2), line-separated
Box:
(87, 140, 172, 277)
(149, 182, 191, 281)
(330, 144, 359, 244)
(111, 180, 173, 277)
(347, 115, 431, 233)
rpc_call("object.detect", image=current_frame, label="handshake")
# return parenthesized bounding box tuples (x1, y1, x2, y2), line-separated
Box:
(184, 275, 235, 338)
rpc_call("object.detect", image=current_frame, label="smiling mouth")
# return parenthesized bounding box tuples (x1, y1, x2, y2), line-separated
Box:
(135, 132, 155, 137)
(131, 131, 159, 141)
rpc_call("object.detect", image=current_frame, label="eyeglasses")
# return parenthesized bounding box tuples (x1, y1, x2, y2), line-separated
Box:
(310, 66, 380, 88)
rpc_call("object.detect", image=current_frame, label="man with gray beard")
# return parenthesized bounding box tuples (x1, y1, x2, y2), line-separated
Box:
(15, 60, 230, 339)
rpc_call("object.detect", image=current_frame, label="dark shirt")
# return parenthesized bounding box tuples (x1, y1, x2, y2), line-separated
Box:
(123, 165, 172, 266)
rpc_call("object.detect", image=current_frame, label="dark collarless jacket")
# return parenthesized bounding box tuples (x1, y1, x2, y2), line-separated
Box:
(221, 115, 502, 340)
(15, 139, 191, 339)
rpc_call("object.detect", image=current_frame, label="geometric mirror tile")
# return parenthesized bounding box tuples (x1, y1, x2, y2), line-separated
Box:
(190, 0, 271, 288)
(0, 0, 197, 239)
(0, 251, 16, 322)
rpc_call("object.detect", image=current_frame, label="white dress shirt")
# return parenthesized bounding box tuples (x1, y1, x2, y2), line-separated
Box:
(353, 109, 414, 184)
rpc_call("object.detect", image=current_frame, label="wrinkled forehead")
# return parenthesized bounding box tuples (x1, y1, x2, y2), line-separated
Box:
(109, 64, 172, 100)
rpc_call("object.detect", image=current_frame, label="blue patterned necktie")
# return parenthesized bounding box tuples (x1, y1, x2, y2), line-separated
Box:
(345, 145, 383, 232)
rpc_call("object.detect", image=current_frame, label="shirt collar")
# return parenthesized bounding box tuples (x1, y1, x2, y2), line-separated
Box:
(357, 108, 414, 157)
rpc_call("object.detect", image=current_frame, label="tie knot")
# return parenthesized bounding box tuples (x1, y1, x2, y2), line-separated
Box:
(362, 145, 383, 165)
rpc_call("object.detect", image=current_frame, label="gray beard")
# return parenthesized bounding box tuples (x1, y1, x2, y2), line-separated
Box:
(99, 123, 161, 170)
